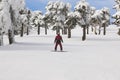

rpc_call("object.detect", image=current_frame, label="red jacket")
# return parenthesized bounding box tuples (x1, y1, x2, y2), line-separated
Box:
(54, 34, 63, 43)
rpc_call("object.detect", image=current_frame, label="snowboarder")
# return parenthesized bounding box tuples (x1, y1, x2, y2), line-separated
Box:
(54, 33, 63, 51)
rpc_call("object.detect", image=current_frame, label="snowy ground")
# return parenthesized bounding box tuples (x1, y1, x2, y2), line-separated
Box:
(0, 25, 120, 80)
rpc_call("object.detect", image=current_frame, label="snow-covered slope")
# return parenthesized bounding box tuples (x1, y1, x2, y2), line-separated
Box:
(0, 25, 120, 80)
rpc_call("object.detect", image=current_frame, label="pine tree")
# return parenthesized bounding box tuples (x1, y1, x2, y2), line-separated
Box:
(0, 0, 28, 46)
(0, 0, 15, 45)
(65, 12, 81, 38)
(45, 1, 71, 34)
(31, 11, 44, 35)
(74, 0, 91, 41)
(112, 0, 120, 35)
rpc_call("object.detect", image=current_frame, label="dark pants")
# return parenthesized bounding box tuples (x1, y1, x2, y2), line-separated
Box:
(55, 42, 63, 51)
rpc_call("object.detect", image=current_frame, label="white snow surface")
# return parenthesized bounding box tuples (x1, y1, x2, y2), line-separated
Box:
(0, 25, 120, 80)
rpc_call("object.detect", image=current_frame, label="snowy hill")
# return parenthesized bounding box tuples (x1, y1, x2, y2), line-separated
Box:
(0, 25, 120, 80)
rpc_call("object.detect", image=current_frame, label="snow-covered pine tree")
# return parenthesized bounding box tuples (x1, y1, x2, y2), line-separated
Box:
(90, 7, 110, 35)
(45, 1, 71, 34)
(74, 0, 91, 41)
(112, 0, 120, 35)
(9, 0, 27, 36)
(113, 0, 120, 25)
(19, 10, 28, 37)
(89, 6, 96, 32)
(101, 7, 110, 35)
(9, 0, 31, 37)
(19, 9, 32, 37)
(31, 11, 44, 35)
(0, 0, 14, 45)
(0, 0, 4, 46)
(65, 12, 82, 38)
(0, 0, 28, 45)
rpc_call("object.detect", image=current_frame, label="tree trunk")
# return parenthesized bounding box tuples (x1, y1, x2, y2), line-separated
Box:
(56, 28, 60, 34)
(20, 23, 24, 37)
(99, 28, 101, 35)
(56, 30, 60, 34)
(38, 25, 40, 35)
(118, 28, 120, 35)
(82, 26, 86, 41)
(27, 26, 29, 35)
(27, 13, 30, 35)
(8, 29, 14, 44)
(0, 37, 3, 46)
(0, 31, 3, 46)
(63, 27, 67, 35)
(68, 28, 71, 38)
(91, 27, 94, 32)
(62, 29, 64, 35)
(87, 26, 89, 34)
(103, 24, 106, 35)
(44, 23, 47, 35)
(45, 27, 47, 35)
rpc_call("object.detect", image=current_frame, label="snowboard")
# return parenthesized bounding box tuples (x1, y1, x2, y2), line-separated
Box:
(51, 50, 67, 52)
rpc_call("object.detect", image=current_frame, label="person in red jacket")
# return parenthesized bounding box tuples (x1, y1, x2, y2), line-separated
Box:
(54, 33, 63, 51)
